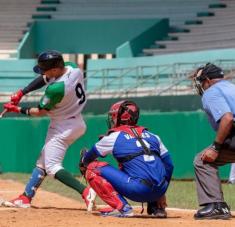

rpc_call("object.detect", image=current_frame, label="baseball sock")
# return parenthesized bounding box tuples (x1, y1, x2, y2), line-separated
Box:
(55, 169, 86, 194)
(24, 167, 46, 198)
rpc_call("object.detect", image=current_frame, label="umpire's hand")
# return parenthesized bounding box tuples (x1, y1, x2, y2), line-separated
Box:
(201, 147, 219, 162)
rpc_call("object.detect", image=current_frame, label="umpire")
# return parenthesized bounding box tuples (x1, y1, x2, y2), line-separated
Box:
(193, 63, 235, 220)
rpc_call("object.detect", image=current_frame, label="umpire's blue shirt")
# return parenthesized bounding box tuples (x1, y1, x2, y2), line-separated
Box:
(202, 80, 235, 131)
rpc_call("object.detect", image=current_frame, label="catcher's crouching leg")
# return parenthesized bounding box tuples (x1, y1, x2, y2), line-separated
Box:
(85, 161, 125, 211)
(147, 195, 167, 218)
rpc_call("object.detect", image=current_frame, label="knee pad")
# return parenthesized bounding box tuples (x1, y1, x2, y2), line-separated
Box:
(86, 161, 108, 171)
(85, 161, 108, 180)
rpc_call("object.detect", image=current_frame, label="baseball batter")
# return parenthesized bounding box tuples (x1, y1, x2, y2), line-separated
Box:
(2, 50, 96, 210)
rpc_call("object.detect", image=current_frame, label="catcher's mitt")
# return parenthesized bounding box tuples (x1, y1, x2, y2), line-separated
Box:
(79, 148, 88, 176)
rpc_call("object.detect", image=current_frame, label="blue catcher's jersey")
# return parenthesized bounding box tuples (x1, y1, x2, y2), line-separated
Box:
(91, 128, 169, 186)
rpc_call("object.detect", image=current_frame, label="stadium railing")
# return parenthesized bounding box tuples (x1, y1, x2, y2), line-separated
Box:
(0, 59, 235, 101)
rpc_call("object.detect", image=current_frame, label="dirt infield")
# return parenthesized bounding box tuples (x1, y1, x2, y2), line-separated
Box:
(0, 179, 234, 227)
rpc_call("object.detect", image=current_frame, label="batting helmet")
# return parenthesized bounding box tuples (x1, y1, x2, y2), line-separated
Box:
(33, 50, 64, 74)
(107, 100, 139, 129)
(193, 63, 224, 95)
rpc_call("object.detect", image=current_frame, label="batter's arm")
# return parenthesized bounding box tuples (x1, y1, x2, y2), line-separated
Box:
(3, 103, 48, 117)
(25, 107, 48, 117)
(11, 75, 49, 105)
(22, 75, 49, 95)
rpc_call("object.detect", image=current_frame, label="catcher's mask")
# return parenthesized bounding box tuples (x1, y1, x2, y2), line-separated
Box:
(33, 50, 65, 75)
(193, 63, 224, 96)
(107, 100, 140, 129)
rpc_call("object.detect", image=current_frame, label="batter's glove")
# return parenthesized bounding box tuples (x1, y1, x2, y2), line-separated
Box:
(3, 103, 20, 113)
(11, 90, 24, 105)
(79, 148, 88, 176)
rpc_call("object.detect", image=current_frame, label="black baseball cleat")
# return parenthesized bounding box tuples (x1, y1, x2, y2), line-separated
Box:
(147, 202, 167, 218)
(194, 202, 231, 220)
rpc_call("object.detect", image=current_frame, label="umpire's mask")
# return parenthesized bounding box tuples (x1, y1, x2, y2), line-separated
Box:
(193, 63, 224, 96)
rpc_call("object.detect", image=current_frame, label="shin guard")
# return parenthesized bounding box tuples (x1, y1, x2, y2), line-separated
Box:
(24, 167, 46, 198)
(85, 161, 125, 210)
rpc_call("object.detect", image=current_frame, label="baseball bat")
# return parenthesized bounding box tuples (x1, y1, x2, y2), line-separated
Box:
(0, 109, 7, 118)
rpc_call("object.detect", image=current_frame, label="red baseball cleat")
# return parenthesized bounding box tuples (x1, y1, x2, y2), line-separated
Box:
(3, 194, 31, 208)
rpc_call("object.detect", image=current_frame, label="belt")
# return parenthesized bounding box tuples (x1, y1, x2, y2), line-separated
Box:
(140, 179, 153, 188)
(140, 178, 167, 189)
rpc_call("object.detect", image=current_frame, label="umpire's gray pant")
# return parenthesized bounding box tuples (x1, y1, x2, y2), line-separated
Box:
(194, 148, 235, 206)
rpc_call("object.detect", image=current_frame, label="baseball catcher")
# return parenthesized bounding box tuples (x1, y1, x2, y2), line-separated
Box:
(79, 100, 174, 217)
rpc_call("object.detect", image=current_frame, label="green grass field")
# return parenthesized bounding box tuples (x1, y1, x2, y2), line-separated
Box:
(1, 173, 235, 210)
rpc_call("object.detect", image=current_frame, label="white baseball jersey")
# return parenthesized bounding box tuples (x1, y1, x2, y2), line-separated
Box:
(39, 65, 86, 121)
(36, 64, 87, 176)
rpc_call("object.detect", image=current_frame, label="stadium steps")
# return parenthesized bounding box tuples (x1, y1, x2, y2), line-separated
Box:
(167, 30, 235, 42)
(51, 0, 218, 27)
(143, 0, 235, 55)
(156, 32, 235, 45)
(156, 38, 235, 49)
(143, 41, 235, 55)
(49, 0, 221, 58)
(183, 22, 235, 30)
(0, 0, 59, 59)
(41, 0, 60, 4)
(0, 43, 19, 50)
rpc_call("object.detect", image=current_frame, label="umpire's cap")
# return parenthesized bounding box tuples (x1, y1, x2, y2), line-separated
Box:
(33, 50, 64, 74)
(195, 63, 224, 82)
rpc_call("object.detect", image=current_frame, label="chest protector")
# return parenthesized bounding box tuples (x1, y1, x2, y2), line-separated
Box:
(107, 125, 159, 163)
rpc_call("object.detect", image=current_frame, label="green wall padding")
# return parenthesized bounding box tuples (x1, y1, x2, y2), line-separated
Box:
(0, 112, 230, 179)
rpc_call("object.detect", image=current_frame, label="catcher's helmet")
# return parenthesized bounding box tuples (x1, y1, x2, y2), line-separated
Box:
(193, 63, 224, 95)
(107, 100, 139, 129)
(33, 50, 64, 74)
